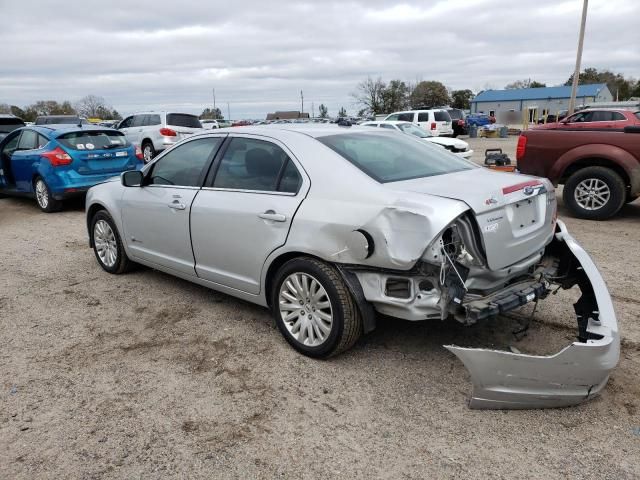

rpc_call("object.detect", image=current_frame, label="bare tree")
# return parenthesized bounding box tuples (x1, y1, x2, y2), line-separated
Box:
(351, 77, 386, 115)
(75, 95, 108, 118)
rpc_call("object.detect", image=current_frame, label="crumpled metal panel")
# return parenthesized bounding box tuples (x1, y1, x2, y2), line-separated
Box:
(446, 220, 620, 409)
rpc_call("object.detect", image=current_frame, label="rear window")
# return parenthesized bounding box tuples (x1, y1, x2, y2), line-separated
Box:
(397, 113, 414, 122)
(318, 131, 473, 183)
(167, 114, 202, 128)
(434, 111, 451, 122)
(57, 131, 129, 150)
(0, 118, 25, 133)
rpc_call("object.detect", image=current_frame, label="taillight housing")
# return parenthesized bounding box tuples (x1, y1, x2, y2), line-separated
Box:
(516, 135, 527, 160)
(430, 122, 436, 130)
(159, 127, 177, 137)
(135, 145, 144, 160)
(42, 146, 72, 166)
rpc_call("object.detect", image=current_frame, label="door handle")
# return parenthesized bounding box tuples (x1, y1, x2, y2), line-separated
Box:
(258, 210, 286, 222)
(168, 200, 186, 210)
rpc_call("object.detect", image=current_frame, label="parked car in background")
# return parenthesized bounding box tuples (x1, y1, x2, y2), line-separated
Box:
(201, 119, 220, 129)
(384, 109, 453, 137)
(0, 114, 26, 140)
(34, 115, 90, 126)
(534, 109, 640, 130)
(85, 125, 618, 409)
(0, 125, 143, 212)
(445, 108, 468, 137)
(117, 112, 204, 162)
(517, 126, 640, 219)
(466, 113, 491, 127)
(361, 121, 473, 158)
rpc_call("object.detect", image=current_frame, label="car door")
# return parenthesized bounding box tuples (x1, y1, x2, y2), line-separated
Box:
(118, 116, 135, 144)
(120, 136, 224, 275)
(562, 111, 593, 129)
(190, 134, 309, 294)
(0, 131, 21, 187)
(10, 129, 48, 192)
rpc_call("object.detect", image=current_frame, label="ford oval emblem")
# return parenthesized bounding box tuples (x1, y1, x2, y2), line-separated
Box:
(523, 186, 535, 196)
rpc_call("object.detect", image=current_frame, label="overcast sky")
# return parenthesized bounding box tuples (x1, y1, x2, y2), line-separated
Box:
(1, 0, 638, 119)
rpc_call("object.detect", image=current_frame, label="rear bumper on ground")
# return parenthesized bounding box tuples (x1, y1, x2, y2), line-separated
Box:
(447, 220, 619, 409)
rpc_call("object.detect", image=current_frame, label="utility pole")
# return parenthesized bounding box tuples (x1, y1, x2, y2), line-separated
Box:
(568, 0, 588, 115)
(227, 102, 230, 121)
(300, 90, 304, 114)
(311, 101, 315, 119)
(212, 88, 216, 113)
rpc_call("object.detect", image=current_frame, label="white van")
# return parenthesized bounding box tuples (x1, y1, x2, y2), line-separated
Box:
(384, 109, 454, 137)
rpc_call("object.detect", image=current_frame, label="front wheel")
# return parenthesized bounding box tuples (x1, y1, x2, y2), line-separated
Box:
(91, 210, 134, 274)
(563, 167, 626, 220)
(271, 257, 362, 358)
(34, 177, 62, 212)
(141, 141, 156, 163)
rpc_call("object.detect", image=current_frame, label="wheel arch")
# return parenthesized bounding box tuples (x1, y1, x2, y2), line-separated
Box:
(560, 157, 630, 188)
(263, 250, 377, 333)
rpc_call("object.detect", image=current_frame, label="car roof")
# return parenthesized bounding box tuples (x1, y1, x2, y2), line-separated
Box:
(193, 124, 388, 139)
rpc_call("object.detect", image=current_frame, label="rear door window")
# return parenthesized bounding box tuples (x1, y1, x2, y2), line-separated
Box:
(58, 131, 129, 150)
(590, 111, 613, 122)
(417, 112, 430, 122)
(17, 130, 38, 150)
(167, 114, 202, 128)
(397, 113, 414, 122)
(213, 137, 293, 192)
(149, 137, 222, 187)
(37, 134, 48, 148)
(611, 112, 625, 121)
(147, 114, 161, 126)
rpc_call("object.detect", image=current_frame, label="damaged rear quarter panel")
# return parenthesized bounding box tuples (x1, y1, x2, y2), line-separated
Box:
(282, 190, 469, 270)
(446, 220, 620, 409)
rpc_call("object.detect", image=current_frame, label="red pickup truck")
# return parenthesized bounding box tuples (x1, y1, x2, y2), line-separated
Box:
(517, 126, 640, 220)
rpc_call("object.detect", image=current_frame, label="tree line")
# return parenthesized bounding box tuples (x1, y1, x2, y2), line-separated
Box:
(0, 95, 121, 122)
(352, 67, 640, 116)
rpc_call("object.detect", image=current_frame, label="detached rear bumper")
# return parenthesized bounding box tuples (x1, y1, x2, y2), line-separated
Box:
(447, 220, 620, 409)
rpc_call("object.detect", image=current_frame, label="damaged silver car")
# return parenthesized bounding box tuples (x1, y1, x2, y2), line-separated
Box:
(85, 125, 619, 409)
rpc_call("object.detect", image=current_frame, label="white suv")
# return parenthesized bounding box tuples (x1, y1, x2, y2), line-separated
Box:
(117, 112, 204, 162)
(384, 109, 453, 137)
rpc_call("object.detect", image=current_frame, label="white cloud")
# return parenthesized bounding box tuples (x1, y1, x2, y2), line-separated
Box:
(0, 0, 637, 118)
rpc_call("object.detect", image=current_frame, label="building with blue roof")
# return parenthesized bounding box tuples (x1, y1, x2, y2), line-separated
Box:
(470, 83, 612, 122)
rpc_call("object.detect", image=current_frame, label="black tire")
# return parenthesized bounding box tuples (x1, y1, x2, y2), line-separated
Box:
(90, 210, 134, 274)
(563, 167, 626, 220)
(141, 141, 156, 163)
(33, 176, 63, 213)
(271, 257, 362, 358)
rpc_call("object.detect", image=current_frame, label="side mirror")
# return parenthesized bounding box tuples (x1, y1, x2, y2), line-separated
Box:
(121, 170, 143, 187)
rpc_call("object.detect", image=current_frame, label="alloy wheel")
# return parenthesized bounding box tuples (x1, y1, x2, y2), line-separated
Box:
(35, 179, 49, 209)
(279, 272, 333, 347)
(94, 219, 118, 268)
(574, 178, 610, 211)
(143, 145, 153, 163)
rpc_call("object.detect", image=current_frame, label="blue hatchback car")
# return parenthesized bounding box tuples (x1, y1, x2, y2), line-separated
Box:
(0, 125, 143, 212)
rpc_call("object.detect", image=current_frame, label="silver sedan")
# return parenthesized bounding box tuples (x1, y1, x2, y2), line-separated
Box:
(86, 125, 619, 409)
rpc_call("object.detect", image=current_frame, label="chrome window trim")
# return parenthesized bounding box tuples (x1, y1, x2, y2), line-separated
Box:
(144, 184, 201, 191)
(200, 186, 297, 196)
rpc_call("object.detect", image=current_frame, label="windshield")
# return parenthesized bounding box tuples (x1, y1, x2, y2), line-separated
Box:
(318, 131, 474, 183)
(397, 123, 430, 138)
(447, 109, 463, 120)
(57, 130, 129, 150)
(167, 114, 202, 128)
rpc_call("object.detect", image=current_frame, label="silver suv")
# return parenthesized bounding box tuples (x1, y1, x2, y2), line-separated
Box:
(117, 112, 204, 162)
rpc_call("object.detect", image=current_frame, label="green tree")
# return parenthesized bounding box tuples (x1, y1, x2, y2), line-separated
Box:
(451, 89, 474, 110)
(338, 106, 347, 117)
(200, 107, 224, 120)
(410, 81, 450, 108)
(318, 104, 328, 118)
(381, 79, 410, 113)
(564, 67, 634, 100)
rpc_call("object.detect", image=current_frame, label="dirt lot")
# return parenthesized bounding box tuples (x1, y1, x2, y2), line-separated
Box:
(1, 141, 640, 478)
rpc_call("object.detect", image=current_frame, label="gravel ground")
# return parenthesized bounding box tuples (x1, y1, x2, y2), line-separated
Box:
(1, 142, 639, 478)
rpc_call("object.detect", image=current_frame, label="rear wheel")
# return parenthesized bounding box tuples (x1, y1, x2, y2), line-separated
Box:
(34, 177, 62, 213)
(141, 141, 156, 163)
(271, 257, 362, 358)
(563, 167, 626, 220)
(91, 210, 133, 274)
